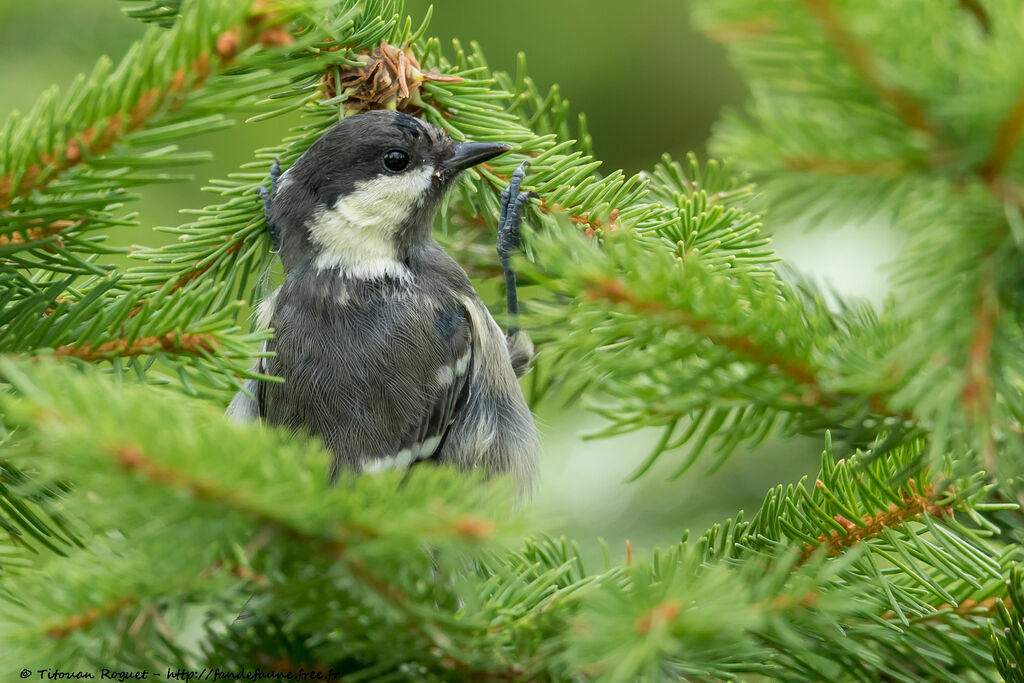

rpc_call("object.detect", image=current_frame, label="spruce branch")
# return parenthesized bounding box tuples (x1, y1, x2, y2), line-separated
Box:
(798, 476, 954, 562)
(958, 0, 991, 32)
(0, 359, 517, 675)
(978, 85, 1024, 184)
(779, 155, 914, 177)
(1, 359, 1020, 679)
(963, 257, 999, 469)
(1, 275, 272, 398)
(521, 194, 918, 473)
(693, 0, 1024, 484)
(42, 597, 138, 640)
(584, 277, 820, 388)
(0, 459, 80, 560)
(52, 332, 219, 362)
(109, 441, 484, 670)
(164, 239, 243, 294)
(991, 564, 1024, 680)
(0, 2, 283, 210)
(797, 0, 937, 140)
(0, 0, 303, 279)
(480, 437, 1021, 679)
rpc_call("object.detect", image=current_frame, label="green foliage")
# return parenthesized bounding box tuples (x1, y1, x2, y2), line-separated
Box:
(2, 0, 1024, 679)
(0, 359, 516, 675)
(117, 0, 185, 27)
(3, 360, 1019, 680)
(692, 0, 1024, 482)
(992, 564, 1024, 681)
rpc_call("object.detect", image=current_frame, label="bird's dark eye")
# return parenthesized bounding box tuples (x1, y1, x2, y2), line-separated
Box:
(382, 149, 410, 173)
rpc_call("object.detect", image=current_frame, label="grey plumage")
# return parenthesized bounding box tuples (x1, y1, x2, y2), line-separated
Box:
(227, 110, 538, 490)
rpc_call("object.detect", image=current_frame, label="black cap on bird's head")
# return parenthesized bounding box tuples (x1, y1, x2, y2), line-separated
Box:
(270, 110, 511, 273)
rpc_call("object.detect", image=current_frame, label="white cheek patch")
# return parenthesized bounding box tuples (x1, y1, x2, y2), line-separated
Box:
(308, 165, 434, 280)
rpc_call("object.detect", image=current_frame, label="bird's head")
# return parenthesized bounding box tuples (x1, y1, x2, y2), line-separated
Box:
(272, 110, 510, 277)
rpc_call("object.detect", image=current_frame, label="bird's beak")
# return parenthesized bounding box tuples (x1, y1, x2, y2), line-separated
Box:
(440, 141, 511, 176)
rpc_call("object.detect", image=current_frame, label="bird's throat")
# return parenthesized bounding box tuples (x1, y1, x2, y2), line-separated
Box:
(307, 165, 435, 281)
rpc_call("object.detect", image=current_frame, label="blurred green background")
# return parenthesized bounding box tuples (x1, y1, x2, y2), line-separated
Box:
(1, 0, 855, 560)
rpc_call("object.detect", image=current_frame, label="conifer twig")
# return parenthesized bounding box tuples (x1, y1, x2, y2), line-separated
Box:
(886, 596, 1009, 623)
(584, 276, 909, 421)
(779, 156, 912, 177)
(53, 333, 220, 361)
(0, 3, 292, 210)
(957, 0, 991, 32)
(585, 277, 817, 385)
(978, 85, 1024, 186)
(962, 258, 998, 469)
(798, 0, 937, 139)
(799, 481, 953, 562)
(479, 163, 606, 233)
(166, 240, 243, 293)
(42, 597, 137, 639)
(109, 443, 503, 674)
(111, 444, 374, 549)
(0, 220, 77, 247)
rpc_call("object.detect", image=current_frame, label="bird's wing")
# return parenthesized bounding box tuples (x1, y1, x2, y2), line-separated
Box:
(365, 303, 474, 472)
(225, 356, 264, 423)
(227, 289, 278, 423)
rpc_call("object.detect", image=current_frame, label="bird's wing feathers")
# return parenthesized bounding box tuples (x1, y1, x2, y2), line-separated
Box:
(225, 355, 264, 423)
(368, 303, 475, 472)
(241, 274, 479, 476)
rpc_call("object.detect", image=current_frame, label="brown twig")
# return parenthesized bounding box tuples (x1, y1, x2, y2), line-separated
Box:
(166, 239, 243, 293)
(780, 156, 911, 177)
(799, 0, 936, 139)
(53, 332, 219, 362)
(43, 556, 272, 640)
(583, 277, 912, 421)
(978, 86, 1024, 185)
(634, 599, 681, 634)
(962, 258, 998, 469)
(800, 481, 953, 562)
(111, 444, 361, 555)
(479, 163, 605, 234)
(883, 596, 1009, 623)
(0, 220, 76, 247)
(958, 0, 991, 33)
(43, 597, 137, 639)
(586, 277, 818, 385)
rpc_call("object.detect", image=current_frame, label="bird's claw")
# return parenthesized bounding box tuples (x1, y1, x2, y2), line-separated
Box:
(497, 160, 533, 263)
(496, 160, 534, 326)
(259, 157, 283, 253)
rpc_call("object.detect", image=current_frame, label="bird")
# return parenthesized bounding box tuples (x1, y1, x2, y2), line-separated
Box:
(226, 109, 538, 491)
